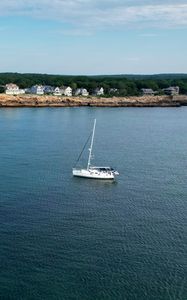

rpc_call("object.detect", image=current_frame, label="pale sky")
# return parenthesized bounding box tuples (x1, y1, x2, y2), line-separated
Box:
(0, 0, 187, 75)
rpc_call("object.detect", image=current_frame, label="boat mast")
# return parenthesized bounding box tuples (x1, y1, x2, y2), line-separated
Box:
(87, 119, 96, 170)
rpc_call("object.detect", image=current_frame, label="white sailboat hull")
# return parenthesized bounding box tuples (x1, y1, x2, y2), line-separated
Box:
(72, 168, 115, 180)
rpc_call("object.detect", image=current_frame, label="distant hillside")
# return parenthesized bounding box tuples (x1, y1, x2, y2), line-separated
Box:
(92, 74, 187, 80)
(0, 73, 187, 96)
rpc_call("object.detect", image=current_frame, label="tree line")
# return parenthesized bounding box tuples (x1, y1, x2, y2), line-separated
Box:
(0, 73, 187, 96)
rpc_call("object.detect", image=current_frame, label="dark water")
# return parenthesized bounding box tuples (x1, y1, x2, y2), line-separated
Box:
(0, 107, 187, 300)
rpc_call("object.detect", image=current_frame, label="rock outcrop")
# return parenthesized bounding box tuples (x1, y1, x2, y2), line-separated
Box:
(0, 94, 187, 107)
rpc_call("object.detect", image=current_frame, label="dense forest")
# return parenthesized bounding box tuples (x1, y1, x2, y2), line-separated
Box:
(0, 73, 187, 96)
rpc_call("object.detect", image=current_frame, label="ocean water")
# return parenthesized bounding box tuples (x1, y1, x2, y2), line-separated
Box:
(0, 107, 187, 300)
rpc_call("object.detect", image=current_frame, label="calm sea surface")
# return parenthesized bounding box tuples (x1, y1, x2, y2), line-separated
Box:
(0, 107, 187, 300)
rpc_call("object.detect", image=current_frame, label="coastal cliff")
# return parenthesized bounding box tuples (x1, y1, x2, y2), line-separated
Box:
(0, 94, 187, 107)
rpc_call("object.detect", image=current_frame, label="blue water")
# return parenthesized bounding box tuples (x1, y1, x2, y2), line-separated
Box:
(0, 107, 187, 300)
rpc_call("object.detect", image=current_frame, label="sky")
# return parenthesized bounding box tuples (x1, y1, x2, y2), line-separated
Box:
(0, 0, 187, 75)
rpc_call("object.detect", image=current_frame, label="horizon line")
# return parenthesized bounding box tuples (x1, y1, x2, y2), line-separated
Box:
(0, 72, 187, 77)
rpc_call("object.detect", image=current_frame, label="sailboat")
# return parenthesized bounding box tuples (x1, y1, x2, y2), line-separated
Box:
(72, 119, 119, 180)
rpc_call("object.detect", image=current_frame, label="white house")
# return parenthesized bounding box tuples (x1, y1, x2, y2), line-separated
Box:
(75, 88, 89, 96)
(61, 86, 72, 97)
(53, 87, 62, 96)
(30, 85, 44, 95)
(141, 88, 155, 96)
(93, 87, 104, 96)
(5, 83, 25, 95)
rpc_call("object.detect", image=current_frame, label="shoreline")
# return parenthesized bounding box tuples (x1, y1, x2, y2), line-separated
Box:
(0, 94, 187, 107)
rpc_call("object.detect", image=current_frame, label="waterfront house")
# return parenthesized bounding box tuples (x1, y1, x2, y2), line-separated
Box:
(30, 85, 44, 95)
(75, 88, 89, 96)
(141, 88, 155, 96)
(93, 87, 104, 96)
(163, 86, 179, 95)
(43, 85, 54, 94)
(61, 86, 72, 97)
(5, 83, 25, 95)
(109, 88, 119, 95)
(53, 87, 62, 96)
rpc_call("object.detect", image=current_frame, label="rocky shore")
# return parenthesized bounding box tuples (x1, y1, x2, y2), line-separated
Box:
(0, 94, 187, 107)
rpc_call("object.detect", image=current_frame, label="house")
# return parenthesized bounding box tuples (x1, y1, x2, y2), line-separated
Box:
(61, 86, 72, 97)
(93, 87, 104, 96)
(141, 88, 155, 96)
(109, 88, 119, 95)
(53, 87, 62, 96)
(75, 88, 89, 96)
(43, 86, 54, 94)
(5, 83, 25, 95)
(30, 85, 44, 95)
(163, 86, 179, 95)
